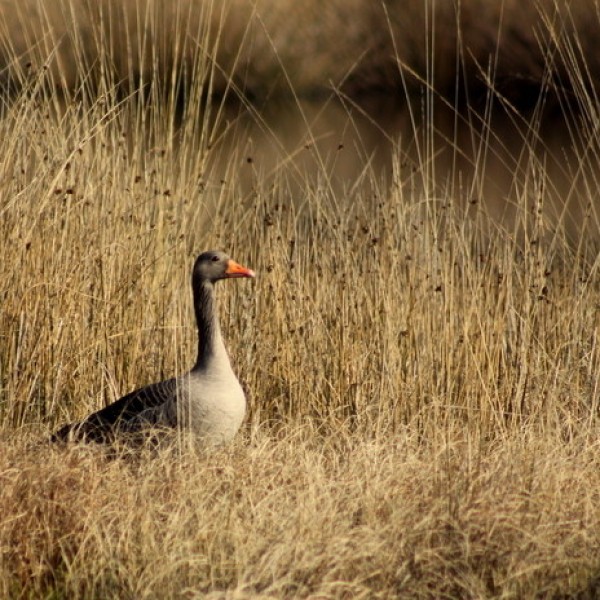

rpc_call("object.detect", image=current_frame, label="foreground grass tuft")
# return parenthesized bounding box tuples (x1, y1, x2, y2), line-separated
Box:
(2, 430, 600, 598)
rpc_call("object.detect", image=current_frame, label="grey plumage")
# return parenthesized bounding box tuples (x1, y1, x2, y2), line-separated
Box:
(51, 250, 255, 444)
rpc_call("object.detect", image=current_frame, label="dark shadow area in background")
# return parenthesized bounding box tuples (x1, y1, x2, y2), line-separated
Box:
(201, 89, 600, 244)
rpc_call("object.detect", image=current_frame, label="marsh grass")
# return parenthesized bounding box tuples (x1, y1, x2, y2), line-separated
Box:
(2, 429, 600, 598)
(1, 1, 600, 598)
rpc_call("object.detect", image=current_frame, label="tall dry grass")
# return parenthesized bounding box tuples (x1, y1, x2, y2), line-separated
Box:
(2, 0, 600, 102)
(1, 1, 600, 598)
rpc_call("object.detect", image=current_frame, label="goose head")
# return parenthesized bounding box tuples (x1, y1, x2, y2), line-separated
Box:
(193, 250, 255, 284)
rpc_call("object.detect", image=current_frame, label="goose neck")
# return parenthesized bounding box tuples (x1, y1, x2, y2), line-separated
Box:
(193, 279, 225, 369)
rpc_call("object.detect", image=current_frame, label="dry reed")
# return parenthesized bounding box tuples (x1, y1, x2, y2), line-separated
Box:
(0, 1, 600, 598)
(2, 0, 600, 101)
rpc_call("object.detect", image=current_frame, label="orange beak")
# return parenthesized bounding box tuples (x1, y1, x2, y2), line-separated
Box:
(225, 259, 255, 278)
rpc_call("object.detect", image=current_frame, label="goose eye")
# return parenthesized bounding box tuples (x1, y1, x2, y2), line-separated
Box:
(211, 255, 219, 262)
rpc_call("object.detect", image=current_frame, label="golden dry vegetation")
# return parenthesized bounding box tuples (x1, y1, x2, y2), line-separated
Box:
(1, 1, 600, 598)
(2, 0, 600, 100)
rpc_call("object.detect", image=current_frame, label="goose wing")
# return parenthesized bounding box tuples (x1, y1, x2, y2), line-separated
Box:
(51, 377, 178, 443)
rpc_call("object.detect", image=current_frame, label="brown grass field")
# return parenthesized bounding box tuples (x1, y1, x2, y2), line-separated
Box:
(1, 1, 600, 598)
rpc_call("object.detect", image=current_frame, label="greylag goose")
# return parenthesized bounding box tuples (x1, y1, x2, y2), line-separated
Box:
(51, 250, 255, 444)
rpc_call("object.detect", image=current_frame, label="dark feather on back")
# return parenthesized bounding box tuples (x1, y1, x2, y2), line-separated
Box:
(51, 378, 177, 444)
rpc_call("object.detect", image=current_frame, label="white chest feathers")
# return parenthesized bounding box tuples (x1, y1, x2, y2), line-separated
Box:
(173, 365, 246, 444)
